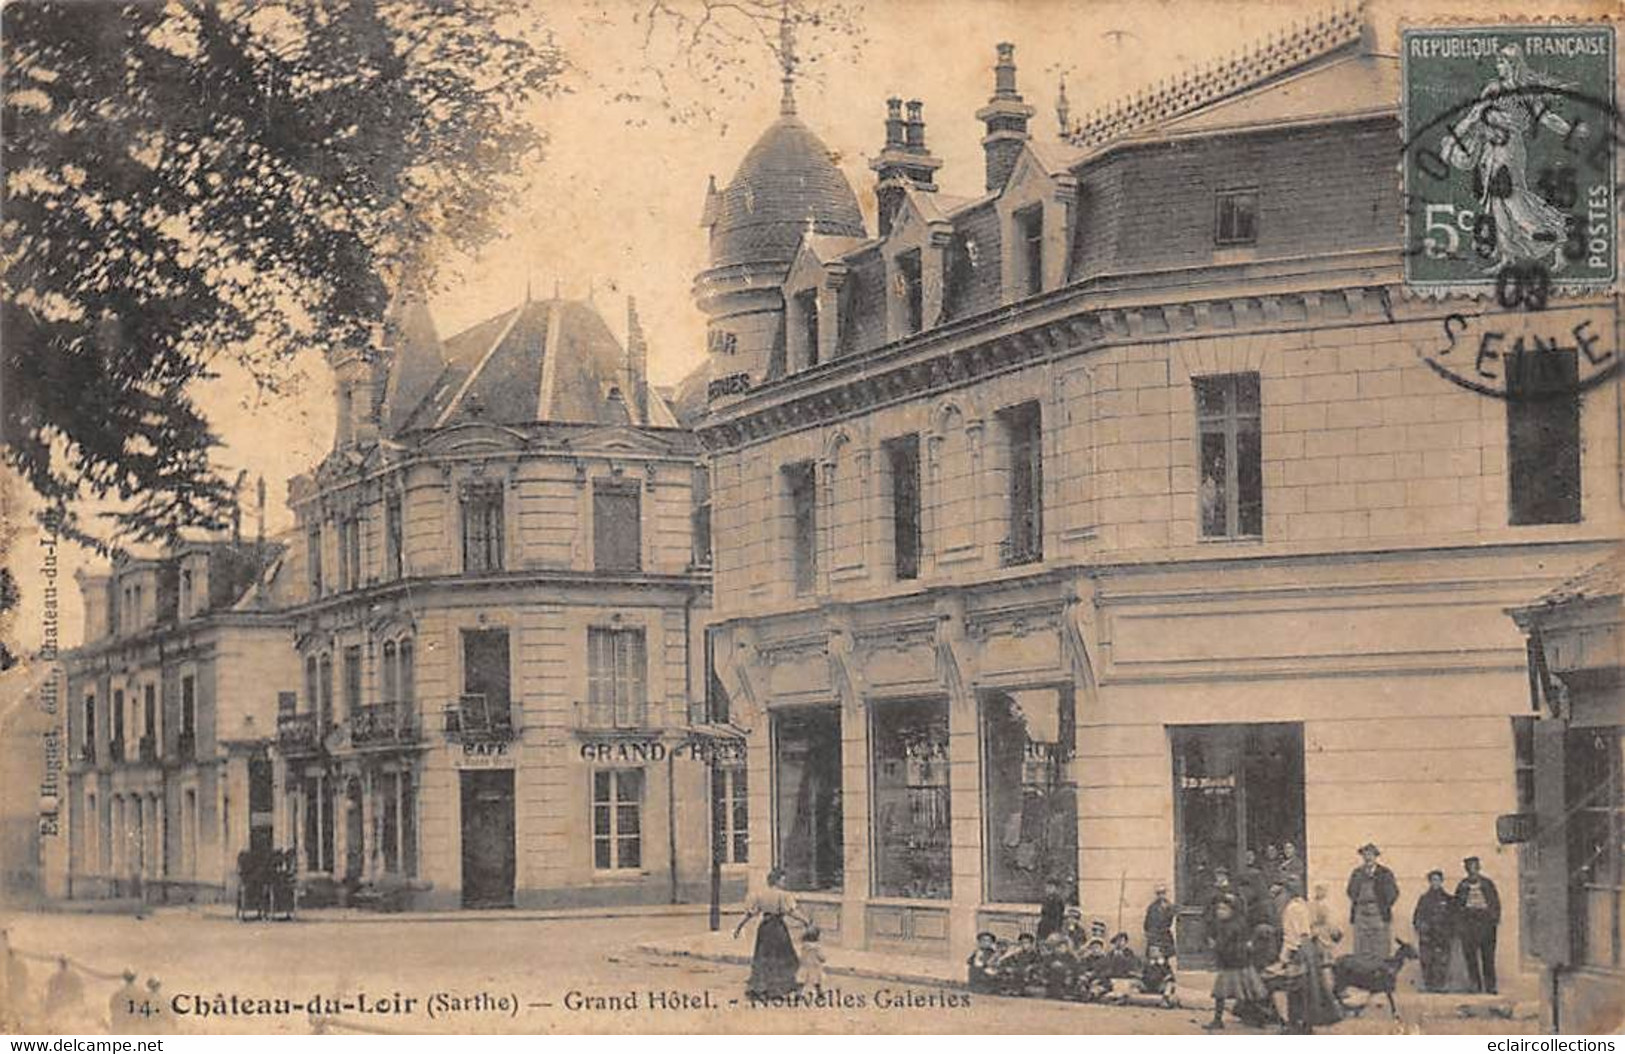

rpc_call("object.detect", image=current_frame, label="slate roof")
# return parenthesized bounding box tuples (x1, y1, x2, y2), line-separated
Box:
(707, 116, 867, 269)
(1529, 547, 1625, 608)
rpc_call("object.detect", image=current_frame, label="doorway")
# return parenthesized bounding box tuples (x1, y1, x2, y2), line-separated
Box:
(460, 770, 516, 908)
(1169, 722, 1306, 966)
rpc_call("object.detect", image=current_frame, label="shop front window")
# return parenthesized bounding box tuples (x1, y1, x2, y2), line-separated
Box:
(1570, 727, 1624, 968)
(983, 687, 1077, 904)
(773, 707, 842, 891)
(872, 697, 951, 901)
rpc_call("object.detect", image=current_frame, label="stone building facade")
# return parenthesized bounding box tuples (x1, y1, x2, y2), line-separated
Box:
(694, 10, 1623, 975)
(279, 291, 726, 910)
(61, 538, 295, 902)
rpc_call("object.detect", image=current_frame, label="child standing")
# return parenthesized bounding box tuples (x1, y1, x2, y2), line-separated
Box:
(799, 925, 827, 996)
(1205, 898, 1267, 1030)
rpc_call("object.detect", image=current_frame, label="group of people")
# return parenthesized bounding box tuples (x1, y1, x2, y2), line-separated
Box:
(966, 917, 1176, 1005)
(1, 929, 165, 1034)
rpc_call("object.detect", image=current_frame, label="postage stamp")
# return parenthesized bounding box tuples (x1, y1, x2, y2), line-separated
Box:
(1401, 24, 1617, 296)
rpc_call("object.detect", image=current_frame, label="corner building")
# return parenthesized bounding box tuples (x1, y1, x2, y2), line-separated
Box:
(695, 14, 1623, 975)
(282, 291, 722, 909)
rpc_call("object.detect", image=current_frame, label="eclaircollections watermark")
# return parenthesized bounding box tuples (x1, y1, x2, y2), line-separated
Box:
(37, 508, 63, 837)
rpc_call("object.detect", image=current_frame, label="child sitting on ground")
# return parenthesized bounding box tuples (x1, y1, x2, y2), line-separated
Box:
(967, 931, 1002, 994)
(1039, 932, 1078, 1000)
(995, 933, 1039, 996)
(1141, 944, 1178, 1007)
(1099, 931, 1145, 1002)
(1073, 936, 1110, 1001)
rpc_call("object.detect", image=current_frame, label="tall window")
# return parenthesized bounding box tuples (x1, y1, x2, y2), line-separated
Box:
(1001, 401, 1043, 566)
(344, 516, 362, 588)
(82, 694, 95, 758)
(587, 626, 647, 728)
(307, 524, 323, 595)
(382, 639, 414, 712)
(179, 568, 193, 618)
(897, 249, 924, 335)
(461, 628, 511, 729)
(112, 688, 125, 758)
(342, 645, 362, 720)
(375, 770, 416, 876)
(304, 655, 319, 717)
(398, 639, 415, 714)
(1215, 188, 1258, 246)
(796, 288, 820, 368)
(382, 641, 399, 707)
(1017, 204, 1044, 296)
(593, 482, 642, 572)
(180, 675, 196, 758)
(885, 434, 921, 580)
(461, 483, 504, 573)
(983, 687, 1077, 903)
(1195, 373, 1263, 538)
(872, 697, 951, 900)
(691, 465, 712, 569)
(142, 683, 157, 759)
(702, 627, 729, 725)
(943, 233, 975, 321)
(1507, 348, 1581, 525)
(384, 493, 404, 580)
(592, 769, 644, 870)
(304, 774, 335, 873)
(1570, 728, 1623, 968)
(713, 766, 749, 865)
(319, 653, 335, 730)
(773, 707, 842, 891)
(786, 461, 818, 595)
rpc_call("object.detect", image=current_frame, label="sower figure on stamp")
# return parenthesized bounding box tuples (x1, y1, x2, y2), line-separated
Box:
(1412, 869, 1455, 992)
(1346, 843, 1398, 958)
(1439, 44, 1587, 275)
(1454, 856, 1501, 994)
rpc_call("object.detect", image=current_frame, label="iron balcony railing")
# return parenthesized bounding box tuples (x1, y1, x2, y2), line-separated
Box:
(276, 710, 322, 754)
(137, 735, 157, 764)
(109, 736, 125, 763)
(349, 703, 419, 748)
(442, 695, 518, 743)
(572, 699, 652, 731)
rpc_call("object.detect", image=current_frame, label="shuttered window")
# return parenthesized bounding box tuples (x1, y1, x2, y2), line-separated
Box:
(588, 627, 647, 728)
(593, 483, 642, 572)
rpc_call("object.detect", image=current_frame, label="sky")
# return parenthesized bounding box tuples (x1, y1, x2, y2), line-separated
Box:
(6, 0, 1604, 656)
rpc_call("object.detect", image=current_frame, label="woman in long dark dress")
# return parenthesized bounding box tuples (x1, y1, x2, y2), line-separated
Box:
(734, 868, 806, 998)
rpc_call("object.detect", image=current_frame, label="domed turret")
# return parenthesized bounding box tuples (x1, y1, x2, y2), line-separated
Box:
(694, 16, 867, 405)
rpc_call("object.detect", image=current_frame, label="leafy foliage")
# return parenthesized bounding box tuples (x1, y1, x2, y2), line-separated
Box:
(2, 0, 564, 550)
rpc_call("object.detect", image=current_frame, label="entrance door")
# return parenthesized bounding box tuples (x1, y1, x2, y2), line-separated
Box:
(460, 770, 515, 908)
(1170, 722, 1306, 966)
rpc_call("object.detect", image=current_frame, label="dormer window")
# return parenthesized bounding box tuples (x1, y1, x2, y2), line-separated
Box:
(897, 249, 924, 335)
(1016, 204, 1044, 297)
(1215, 188, 1258, 246)
(795, 289, 820, 368)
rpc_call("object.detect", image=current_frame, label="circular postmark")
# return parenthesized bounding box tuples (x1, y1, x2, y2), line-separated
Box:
(1401, 75, 1622, 400)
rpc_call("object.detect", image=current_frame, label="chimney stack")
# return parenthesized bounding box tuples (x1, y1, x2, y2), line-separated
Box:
(626, 295, 649, 426)
(871, 97, 943, 236)
(975, 42, 1036, 192)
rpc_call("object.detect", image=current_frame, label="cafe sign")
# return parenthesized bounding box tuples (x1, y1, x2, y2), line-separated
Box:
(454, 740, 514, 770)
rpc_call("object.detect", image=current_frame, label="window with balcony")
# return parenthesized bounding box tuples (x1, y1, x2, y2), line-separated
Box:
(785, 461, 818, 595)
(885, 434, 922, 580)
(1195, 373, 1263, 538)
(587, 626, 647, 728)
(319, 653, 335, 731)
(1001, 401, 1043, 566)
(593, 482, 642, 572)
(592, 769, 644, 870)
(1017, 204, 1044, 297)
(461, 483, 504, 573)
(713, 765, 748, 865)
(1507, 347, 1581, 525)
(460, 627, 512, 735)
(1215, 188, 1258, 246)
(385, 493, 404, 580)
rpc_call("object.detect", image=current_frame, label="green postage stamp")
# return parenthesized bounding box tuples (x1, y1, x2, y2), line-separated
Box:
(1402, 24, 1617, 297)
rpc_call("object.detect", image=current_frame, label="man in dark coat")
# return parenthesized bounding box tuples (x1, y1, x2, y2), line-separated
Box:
(1454, 857, 1501, 994)
(1346, 842, 1399, 958)
(1037, 878, 1068, 941)
(1412, 870, 1455, 991)
(1143, 882, 1178, 959)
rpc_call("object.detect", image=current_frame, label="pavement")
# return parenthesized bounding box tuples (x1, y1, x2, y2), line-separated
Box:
(192, 901, 724, 925)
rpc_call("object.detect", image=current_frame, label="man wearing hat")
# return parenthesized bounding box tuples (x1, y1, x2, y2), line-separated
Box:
(1453, 856, 1501, 994)
(1143, 882, 1178, 961)
(1412, 869, 1455, 991)
(1345, 843, 1399, 958)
